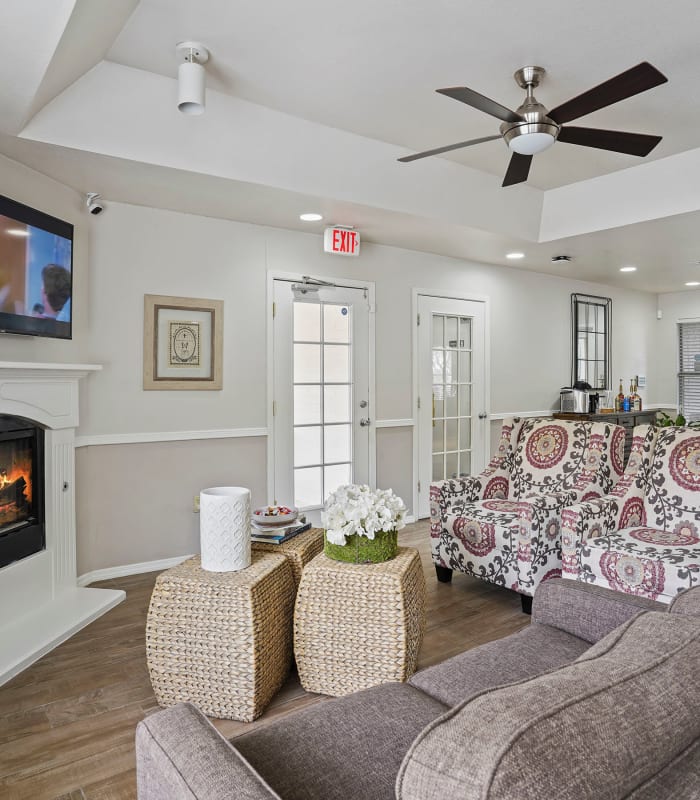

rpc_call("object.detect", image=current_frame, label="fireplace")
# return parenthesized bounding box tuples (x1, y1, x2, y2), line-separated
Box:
(0, 415, 45, 569)
(0, 362, 124, 686)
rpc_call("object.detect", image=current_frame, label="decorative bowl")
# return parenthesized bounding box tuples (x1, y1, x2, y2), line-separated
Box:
(252, 505, 298, 526)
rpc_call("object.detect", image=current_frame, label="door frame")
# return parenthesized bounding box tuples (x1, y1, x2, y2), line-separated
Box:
(266, 270, 377, 505)
(411, 288, 491, 518)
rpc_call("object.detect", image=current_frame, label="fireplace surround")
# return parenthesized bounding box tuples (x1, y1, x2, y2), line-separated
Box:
(0, 362, 125, 686)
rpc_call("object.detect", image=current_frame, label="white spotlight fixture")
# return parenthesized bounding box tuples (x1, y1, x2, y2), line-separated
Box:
(176, 41, 210, 115)
(300, 213, 323, 222)
(506, 251, 525, 259)
(619, 266, 637, 273)
(685, 281, 700, 287)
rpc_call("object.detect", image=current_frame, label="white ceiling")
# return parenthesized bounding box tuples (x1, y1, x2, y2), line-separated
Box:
(3, 0, 700, 294)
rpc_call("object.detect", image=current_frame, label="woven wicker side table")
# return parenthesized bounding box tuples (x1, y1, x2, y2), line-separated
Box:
(146, 552, 295, 721)
(251, 526, 324, 588)
(294, 546, 426, 697)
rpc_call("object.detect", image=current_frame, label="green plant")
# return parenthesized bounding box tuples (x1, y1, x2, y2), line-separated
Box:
(656, 411, 700, 428)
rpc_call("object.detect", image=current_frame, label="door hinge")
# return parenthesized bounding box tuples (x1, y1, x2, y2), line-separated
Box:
(272, 400, 276, 416)
(417, 481, 421, 493)
(272, 302, 276, 318)
(417, 397, 421, 410)
(417, 313, 421, 326)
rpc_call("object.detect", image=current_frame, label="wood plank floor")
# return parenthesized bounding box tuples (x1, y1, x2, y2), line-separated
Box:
(0, 521, 529, 799)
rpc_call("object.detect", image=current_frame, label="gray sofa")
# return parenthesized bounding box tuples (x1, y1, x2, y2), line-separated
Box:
(136, 579, 700, 799)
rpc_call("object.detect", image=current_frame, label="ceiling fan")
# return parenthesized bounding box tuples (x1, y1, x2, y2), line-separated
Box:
(398, 62, 667, 187)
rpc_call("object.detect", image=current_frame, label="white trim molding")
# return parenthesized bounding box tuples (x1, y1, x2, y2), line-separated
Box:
(75, 427, 268, 448)
(375, 418, 415, 428)
(78, 554, 195, 587)
(489, 410, 553, 420)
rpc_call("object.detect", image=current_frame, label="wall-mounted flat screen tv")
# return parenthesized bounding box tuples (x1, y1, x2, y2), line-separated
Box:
(0, 194, 73, 340)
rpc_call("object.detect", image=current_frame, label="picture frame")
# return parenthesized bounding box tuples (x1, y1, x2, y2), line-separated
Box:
(143, 294, 223, 390)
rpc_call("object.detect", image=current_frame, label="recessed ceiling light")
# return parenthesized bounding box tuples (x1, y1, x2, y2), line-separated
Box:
(686, 281, 700, 287)
(551, 255, 572, 263)
(506, 252, 525, 259)
(299, 213, 323, 222)
(619, 266, 637, 273)
(6, 228, 29, 237)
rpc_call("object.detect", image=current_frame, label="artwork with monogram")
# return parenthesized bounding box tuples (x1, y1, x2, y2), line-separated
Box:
(562, 424, 700, 603)
(430, 417, 625, 598)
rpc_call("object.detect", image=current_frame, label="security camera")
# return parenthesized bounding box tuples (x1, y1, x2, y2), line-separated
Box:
(86, 193, 104, 215)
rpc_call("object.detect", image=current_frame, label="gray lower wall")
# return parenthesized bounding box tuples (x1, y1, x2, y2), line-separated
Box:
(75, 436, 267, 574)
(376, 427, 413, 513)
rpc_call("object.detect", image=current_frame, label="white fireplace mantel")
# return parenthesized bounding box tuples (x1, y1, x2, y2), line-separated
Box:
(0, 361, 125, 686)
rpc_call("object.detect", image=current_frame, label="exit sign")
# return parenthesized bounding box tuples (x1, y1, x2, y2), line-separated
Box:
(324, 227, 360, 257)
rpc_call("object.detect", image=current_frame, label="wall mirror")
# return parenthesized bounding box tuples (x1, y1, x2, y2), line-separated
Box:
(571, 293, 611, 390)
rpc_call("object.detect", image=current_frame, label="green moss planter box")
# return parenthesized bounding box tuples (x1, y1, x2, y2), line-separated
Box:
(323, 529, 398, 564)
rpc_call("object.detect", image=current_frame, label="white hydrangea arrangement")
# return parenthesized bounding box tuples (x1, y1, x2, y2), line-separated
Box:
(322, 484, 407, 546)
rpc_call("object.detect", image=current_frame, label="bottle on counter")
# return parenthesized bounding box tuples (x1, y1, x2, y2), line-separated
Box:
(616, 379, 625, 412)
(632, 380, 642, 412)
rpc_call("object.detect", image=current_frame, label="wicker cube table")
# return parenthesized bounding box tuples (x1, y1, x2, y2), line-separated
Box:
(251, 526, 324, 588)
(294, 546, 426, 697)
(146, 552, 295, 721)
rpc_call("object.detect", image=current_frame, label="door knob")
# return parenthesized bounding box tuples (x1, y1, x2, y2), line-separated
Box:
(359, 417, 371, 427)
(359, 400, 368, 408)
(478, 412, 488, 419)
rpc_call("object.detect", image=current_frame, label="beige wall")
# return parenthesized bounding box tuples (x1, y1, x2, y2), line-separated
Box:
(0, 159, 665, 574)
(76, 436, 267, 574)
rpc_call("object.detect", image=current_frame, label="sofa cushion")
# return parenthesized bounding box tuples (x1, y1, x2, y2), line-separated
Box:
(409, 623, 588, 707)
(669, 585, 700, 617)
(233, 682, 447, 800)
(397, 611, 700, 800)
(532, 577, 664, 643)
(626, 737, 700, 799)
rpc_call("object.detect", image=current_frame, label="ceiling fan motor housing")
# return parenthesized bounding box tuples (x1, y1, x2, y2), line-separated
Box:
(500, 70, 560, 155)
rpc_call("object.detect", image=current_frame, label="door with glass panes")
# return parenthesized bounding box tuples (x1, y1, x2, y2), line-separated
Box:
(272, 280, 371, 524)
(417, 295, 487, 518)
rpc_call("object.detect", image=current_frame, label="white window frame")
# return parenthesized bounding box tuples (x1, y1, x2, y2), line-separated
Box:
(678, 318, 700, 422)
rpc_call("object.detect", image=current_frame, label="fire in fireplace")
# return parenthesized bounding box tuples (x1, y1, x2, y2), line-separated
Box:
(0, 416, 44, 569)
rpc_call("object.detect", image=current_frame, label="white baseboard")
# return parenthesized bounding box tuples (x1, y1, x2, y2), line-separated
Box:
(77, 554, 195, 587)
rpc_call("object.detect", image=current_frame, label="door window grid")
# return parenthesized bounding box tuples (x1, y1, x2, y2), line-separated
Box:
(432, 314, 472, 481)
(293, 302, 353, 508)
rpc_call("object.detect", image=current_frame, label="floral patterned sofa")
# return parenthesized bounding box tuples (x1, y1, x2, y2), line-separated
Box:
(430, 417, 626, 612)
(562, 424, 700, 603)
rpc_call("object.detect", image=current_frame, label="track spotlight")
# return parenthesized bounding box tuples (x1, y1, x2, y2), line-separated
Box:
(176, 41, 210, 115)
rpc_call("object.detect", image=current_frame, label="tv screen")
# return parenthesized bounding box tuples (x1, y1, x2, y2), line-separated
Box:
(0, 194, 73, 340)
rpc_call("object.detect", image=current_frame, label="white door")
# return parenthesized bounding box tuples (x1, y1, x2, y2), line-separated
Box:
(417, 295, 488, 518)
(272, 279, 372, 523)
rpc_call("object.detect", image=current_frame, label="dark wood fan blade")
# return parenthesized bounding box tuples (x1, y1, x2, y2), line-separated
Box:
(397, 135, 502, 163)
(548, 62, 667, 125)
(557, 126, 662, 156)
(437, 87, 523, 123)
(502, 152, 532, 187)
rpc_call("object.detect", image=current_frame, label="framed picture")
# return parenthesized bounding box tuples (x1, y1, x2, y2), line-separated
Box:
(143, 294, 223, 390)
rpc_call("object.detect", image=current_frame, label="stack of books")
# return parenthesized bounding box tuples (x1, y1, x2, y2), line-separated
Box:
(251, 520, 312, 545)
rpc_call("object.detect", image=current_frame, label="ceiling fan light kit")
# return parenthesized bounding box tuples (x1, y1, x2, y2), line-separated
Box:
(399, 61, 667, 187)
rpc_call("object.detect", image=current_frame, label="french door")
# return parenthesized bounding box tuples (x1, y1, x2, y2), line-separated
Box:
(272, 279, 372, 523)
(417, 294, 488, 518)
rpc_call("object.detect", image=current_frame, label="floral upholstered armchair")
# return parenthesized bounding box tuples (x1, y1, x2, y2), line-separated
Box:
(430, 417, 626, 612)
(562, 424, 700, 603)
